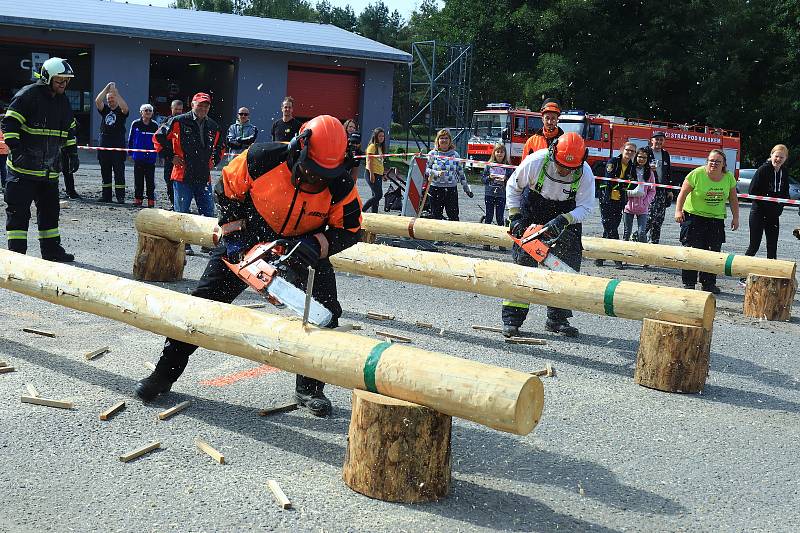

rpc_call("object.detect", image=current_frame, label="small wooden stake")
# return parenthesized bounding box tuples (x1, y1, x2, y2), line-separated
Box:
(258, 403, 298, 417)
(367, 311, 395, 321)
(84, 346, 110, 361)
(143, 361, 156, 371)
(375, 330, 413, 343)
(415, 321, 434, 328)
(472, 324, 503, 333)
(195, 438, 225, 464)
(267, 479, 292, 509)
(0, 366, 16, 374)
(25, 383, 39, 397)
(0, 360, 8, 367)
(22, 328, 56, 338)
(241, 303, 266, 309)
(157, 400, 191, 421)
(119, 441, 161, 463)
(21, 396, 73, 409)
(99, 400, 126, 421)
(505, 337, 547, 346)
(531, 363, 556, 377)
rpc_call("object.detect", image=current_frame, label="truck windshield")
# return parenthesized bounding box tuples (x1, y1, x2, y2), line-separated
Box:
(471, 113, 506, 140)
(559, 120, 588, 138)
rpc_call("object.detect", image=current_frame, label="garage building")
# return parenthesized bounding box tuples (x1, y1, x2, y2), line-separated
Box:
(0, 0, 411, 146)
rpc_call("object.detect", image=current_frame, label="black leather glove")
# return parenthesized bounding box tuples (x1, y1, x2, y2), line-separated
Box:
(67, 152, 80, 174)
(509, 214, 527, 238)
(543, 214, 570, 238)
(290, 236, 321, 268)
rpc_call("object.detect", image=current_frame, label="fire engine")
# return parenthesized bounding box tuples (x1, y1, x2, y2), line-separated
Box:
(468, 104, 742, 179)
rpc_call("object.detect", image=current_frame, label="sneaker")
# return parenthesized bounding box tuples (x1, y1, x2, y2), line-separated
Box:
(66, 190, 81, 199)
(594, 259, 604, 267)
(295, 389, 332, 417)
(98, 197, 113, 203)
(147, 199, 156, 208)
(134, 372, 172, 402)
(702, 284, 721, 294)
(133, 199, 143, 207)
(738, 278, 747, 288)
(502, 324, 520, 338)
(545, 319, 579, 337)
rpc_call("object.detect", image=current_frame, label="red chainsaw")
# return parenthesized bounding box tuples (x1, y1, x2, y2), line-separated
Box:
(222, 239, 333, 327)
(509, 224, 576, 273)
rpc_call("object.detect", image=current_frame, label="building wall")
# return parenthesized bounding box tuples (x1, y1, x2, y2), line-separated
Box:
(0, 25, 396, 149)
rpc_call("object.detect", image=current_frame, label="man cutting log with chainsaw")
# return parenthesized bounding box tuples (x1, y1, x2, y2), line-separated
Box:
(135, 115, 363, 417)
(501, 132, 595, 338)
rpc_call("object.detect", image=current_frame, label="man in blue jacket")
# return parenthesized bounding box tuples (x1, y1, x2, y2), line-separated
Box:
(128, 104, 159, 207)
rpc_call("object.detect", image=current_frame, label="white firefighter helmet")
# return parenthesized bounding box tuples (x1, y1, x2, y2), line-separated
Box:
(40, 57, 75, 84)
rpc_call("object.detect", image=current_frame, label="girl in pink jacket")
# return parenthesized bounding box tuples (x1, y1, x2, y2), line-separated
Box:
(623, 148, 657, 242)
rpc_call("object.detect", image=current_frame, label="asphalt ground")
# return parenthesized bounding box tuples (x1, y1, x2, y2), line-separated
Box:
(0, 162, 798, 532)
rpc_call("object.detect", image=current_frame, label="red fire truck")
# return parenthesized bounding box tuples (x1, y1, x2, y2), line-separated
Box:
(468, 105, 742, 178)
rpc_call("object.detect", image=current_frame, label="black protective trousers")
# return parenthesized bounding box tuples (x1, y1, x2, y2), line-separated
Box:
(428, 185, 460, 221)
(679, 212, 725, 287)
(153, 246, 342, 393)
(163, 159, 175, 205)
(745, 202, 781, 259)
(99, 151, 126, 201)
(133, 162, 156, 201)
(502, 192, 582, 327)
(599, 199, 624, 240)
(4, 175, 63, 255)
(645, 189, 670, 244)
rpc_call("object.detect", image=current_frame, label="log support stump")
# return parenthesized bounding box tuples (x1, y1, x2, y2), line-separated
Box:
(343, 389, 451, 503)
(635, 319, 711, 393)
(743, 274, 796, 322)
(133, 232, 185, 281)
(361, 230, 377, 244)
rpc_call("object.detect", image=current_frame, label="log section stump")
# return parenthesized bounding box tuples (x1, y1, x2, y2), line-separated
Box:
(635, 318, 711, 393)
(343, 390, 451, 503)
(743, 274, 796, 322)
(133, 232, 185, 282)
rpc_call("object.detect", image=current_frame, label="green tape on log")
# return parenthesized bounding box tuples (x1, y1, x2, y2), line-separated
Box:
(603, 279, 621, 317)
(724, 254, 735, 277)
(363, 342, 392, 393)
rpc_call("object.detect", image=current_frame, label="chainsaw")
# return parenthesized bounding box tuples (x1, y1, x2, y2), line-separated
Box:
(509, 224, 576, 274)
(222, 240, 333, 327)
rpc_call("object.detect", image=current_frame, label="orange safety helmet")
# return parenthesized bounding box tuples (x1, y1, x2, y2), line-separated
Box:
(294, 115, 348, 179)
(552, 132, 586, 169)
(540, 99, 562, 115)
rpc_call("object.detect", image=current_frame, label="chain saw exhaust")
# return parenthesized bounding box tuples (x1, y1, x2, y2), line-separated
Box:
(509, 224, 576, 274)
(222, 240, 333, 327)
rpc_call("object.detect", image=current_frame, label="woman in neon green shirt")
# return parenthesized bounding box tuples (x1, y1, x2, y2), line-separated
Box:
(674, 149, 739, 293)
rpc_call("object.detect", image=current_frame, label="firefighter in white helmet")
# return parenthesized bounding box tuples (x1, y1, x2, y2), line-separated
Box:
(502, 132, 595, 337)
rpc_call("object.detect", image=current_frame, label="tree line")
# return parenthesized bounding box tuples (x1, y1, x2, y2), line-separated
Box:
(176, 0, 799, 174)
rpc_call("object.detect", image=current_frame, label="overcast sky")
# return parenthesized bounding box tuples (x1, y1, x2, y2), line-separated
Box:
(118, 0, 438, 20)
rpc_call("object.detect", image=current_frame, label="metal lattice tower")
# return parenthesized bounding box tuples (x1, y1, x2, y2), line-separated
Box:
(406, 41, 472, 154)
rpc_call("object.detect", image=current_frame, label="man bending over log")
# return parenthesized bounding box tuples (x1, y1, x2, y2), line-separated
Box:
(135, 115, 363, 417)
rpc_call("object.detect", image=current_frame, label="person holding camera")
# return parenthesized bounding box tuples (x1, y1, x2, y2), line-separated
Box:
(342, 119, 363, 182)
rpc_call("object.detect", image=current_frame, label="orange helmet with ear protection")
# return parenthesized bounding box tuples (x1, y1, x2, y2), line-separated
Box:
(552, 132, 586, 169)
(295, 115, 348, 179)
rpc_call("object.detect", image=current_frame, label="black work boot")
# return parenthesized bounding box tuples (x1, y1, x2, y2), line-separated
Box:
(295, 375, 332, 417)
(545, 319, 579, 337)
(502, 324, 520, 338)
(40, 239, 74, 263)
(134, 371, 173, 402)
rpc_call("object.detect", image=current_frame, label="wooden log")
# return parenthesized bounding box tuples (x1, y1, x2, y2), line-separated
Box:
(21, 396, 73, 409)
(157, 400, 192, 421)
(743, 274, 796, 322)
(22, 328, 56, 338)
(343, 390, 451, 503)
(195, 438, 225, 464)
(267, 480, 292, 509)
(99, 400, 126, 421)
(374, 330, 413, 343)
(0, 250, 543, 435)
(119, 441, 161, 463)
(635, 318, 711, 393)
(132, 210, 716, 328)
(132, 232, 185, 282)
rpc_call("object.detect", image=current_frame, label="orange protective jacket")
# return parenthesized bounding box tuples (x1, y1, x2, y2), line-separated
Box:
(521, 127, 564, 159)
(218, 142, 362, 257)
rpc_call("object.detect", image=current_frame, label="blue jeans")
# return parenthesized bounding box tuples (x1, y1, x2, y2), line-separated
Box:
(173, 180, 215, 217)
(623, 212, 648, 242)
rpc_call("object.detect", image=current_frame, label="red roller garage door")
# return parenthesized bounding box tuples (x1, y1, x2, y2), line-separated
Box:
(287, 64, 361, 121)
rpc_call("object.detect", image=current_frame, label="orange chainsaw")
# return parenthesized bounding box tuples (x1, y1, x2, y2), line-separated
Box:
(222, 240, 333, 327)
(509, 224, 576, 273)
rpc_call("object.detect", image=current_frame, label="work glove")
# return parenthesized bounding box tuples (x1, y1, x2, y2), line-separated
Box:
(223, 234, 247, 264)
(463, 184, 474, 198)
(509, 214, 528, 238)
(543, 214, 570, 238)
(67, 152, 80, 174)
(290, 236, 321, 268)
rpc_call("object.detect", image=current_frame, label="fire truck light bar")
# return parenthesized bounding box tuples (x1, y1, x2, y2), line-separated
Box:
(486, 102, 511, 109)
